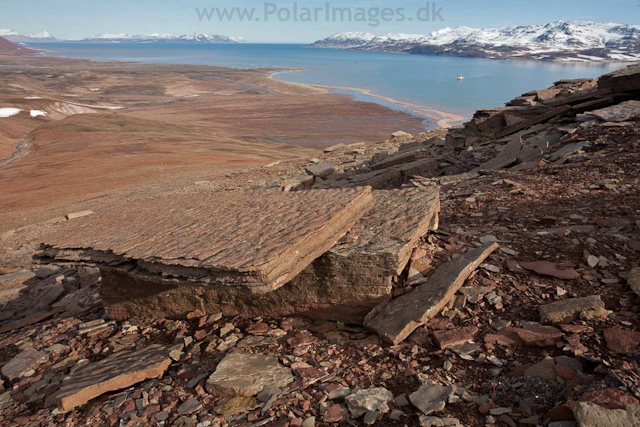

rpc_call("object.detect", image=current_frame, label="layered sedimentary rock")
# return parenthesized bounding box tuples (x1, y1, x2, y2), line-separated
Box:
(282, 187, 440, 323)
(104, 187, 438, 322)
(39, 188, 375, 319)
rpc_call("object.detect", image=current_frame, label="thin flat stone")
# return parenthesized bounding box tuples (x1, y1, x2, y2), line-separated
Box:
(539, 296, 605, 324)
(1, 348, 48, 381)
(365, 243, 498, 345)
(56, 344, 172, 411)
(587, 100, 640, 122)
(476, 137, 522, 171)
(206, 351, 293, 396)
(409, 383, 455, 415)
(569, 401, 640, 427)
(40, 188, 375, 294)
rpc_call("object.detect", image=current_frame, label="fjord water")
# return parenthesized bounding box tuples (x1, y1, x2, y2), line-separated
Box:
(29, 42, 626, 120)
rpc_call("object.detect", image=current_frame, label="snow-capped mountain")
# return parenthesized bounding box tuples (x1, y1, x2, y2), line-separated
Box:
(310, 21, 640, 62)
(0, 29, 20, 37)
(29, 31, 55, 40)
(312, 32, 376, 49)
(81, 32, 245, 44)
(0, 29, 56, 42)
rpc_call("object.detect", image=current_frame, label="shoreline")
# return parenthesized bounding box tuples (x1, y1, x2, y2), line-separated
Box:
(31, 48, 465, 128)
(268, 69, 466, 129)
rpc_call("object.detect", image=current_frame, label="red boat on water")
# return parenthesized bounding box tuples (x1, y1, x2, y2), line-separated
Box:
(457, 75, 465, 81)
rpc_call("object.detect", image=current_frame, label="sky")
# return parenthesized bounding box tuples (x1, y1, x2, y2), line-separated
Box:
(1, 0, 639, 43)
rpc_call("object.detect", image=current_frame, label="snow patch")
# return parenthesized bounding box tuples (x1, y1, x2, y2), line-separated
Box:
(30, 110, 47, 117)
(0, 108, 22, 118)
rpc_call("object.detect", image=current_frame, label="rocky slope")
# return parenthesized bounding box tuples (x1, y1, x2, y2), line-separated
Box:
(0, 37, 37, 56)
(310, 20, 640, 62)
(0, 64, 639, 427)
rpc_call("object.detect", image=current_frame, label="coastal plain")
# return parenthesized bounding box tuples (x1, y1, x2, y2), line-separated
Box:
(0, 52, 428, 230)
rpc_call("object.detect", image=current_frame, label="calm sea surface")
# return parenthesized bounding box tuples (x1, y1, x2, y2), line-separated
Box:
(26, 42, 627, 121)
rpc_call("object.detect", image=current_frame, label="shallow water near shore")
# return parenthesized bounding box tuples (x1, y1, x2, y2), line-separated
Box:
(27, 42, 628, 121)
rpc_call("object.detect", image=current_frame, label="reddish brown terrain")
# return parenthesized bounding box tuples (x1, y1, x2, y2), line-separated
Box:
(0, 37, 36, 56)
(0, 40, 639, 427)
(0, 45, 428, 229)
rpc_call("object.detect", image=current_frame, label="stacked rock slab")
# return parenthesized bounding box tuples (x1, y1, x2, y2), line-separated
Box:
(281, 187, 440, 323)
(38, 188, 375, 320)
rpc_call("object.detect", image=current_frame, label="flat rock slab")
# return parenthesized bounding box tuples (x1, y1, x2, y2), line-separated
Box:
(206, 351, 293, 396)
(484, 325, 563, 347)
(432, 326, 479, 350)
(419, 416, 464, 427)
(365, 243, 498, 345)
(588, 100, 640, 122)
(518, 261, 580, 280)
(1, 348, 48, 381)
(57, 344, 172, 411)
(409, 383, 454, 415)
(603, 328, 640, 354)
(0, 271, 36, 296)
(549, 141, 591, 164)
(539, 295, 605, 324)
(40, 188, 374, 294)
(476, 137, 522, 171)
(569, 401, 640, 427)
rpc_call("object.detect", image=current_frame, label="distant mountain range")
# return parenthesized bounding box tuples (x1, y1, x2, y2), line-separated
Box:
(80, 33, 244, 44)
(0, 29, 56, 42)
(309, 21, 640, 62)
(0, 29, 244, 44)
